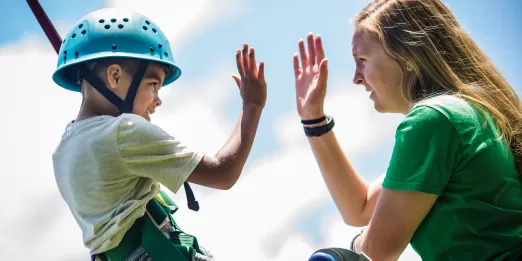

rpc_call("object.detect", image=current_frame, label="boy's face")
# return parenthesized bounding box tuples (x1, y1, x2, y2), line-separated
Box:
(108, 62, 167, 121)
(133, 63, 167, 121)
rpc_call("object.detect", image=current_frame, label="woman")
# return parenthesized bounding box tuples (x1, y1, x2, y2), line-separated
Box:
(294, 0, 522, 260)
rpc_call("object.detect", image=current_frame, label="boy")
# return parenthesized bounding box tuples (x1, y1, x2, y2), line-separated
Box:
(51, 7, 267, 261)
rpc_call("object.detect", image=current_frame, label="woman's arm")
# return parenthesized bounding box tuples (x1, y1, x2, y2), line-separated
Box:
(306, 123, 385, 226)
(293, 33, 384, 226)
(354, 189, 438, 261)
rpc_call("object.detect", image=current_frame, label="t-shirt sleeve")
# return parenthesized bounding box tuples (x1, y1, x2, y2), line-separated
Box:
(116, 114, 204, 193)
(382, 105, 462, 195)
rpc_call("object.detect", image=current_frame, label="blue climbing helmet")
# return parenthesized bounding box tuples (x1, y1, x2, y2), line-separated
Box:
(52, 7, 181, 113)
(52, 8, 200, 212)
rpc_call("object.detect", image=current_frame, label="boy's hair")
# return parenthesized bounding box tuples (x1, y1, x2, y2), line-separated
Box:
(355, 0, 522, 175)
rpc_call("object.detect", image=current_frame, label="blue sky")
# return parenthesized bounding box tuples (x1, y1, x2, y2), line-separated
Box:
(1, 1, 521, 260)
(3, 1, 520, 151)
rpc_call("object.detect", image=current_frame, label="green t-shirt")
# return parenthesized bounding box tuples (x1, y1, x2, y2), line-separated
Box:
(383, 95, 522, 261)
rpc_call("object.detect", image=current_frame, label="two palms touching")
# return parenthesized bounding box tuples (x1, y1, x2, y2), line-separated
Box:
(294, 33, 329, 121)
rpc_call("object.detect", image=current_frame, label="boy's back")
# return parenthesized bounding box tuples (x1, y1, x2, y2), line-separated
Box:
(53, 113, 203, 254)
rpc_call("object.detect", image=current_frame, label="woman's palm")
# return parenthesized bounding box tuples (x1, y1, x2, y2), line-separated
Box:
(294, 33, 329, 120)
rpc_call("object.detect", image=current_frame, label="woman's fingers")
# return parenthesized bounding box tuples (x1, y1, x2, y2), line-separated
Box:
(298, 39, 309, 71)
(315, 35, 325, 65)
(307, 33, 316, 68)
(293, 53, 301, 79)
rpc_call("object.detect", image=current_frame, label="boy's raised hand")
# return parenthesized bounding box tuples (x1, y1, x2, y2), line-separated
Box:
(187, 43, 266, 191)
(233, 43, 267, 110)
(294, 33, 328, 120)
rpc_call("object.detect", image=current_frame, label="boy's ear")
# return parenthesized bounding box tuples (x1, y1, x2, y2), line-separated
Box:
(106, 64, 122, 90)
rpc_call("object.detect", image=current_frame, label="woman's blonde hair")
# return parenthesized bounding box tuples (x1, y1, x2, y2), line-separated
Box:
(355, 0, 522, 174)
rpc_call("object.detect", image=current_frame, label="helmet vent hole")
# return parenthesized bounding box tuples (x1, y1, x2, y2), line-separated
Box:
(71, 33, 76, 38)
(111, 18, 117, 23)
(164, 52, 168, 57)
(142, 26, 148, 31)
(145, 20, 150, 25)
(158, 44, 163, 48)
(123, 18, 129, 22)
(118, 24, 124, 29)
(99, 19, 105, 23)
(150, 47, 154, 52)
(105, 24, 111, 29)
(112, 44, 117, 50)
(152, 28, 157, 33)
(75, 51, 79, 56)
(81, 30, 87, 35)
(78, 24, 84, 29)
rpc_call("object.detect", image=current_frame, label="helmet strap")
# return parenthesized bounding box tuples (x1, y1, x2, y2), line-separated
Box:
(123, 61, 149, 113)
(78, 60, 149, 114)
(78, 64, 126, 112)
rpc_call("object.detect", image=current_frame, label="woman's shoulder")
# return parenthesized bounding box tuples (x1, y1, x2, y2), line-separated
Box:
(406, 94, 501, 151)
(413, 94, 476, 118)
(409, 94, 490, 129)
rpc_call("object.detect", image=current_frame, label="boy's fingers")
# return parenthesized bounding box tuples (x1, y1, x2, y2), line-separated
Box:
(236, 49, 245, 78)
(232, 74, 241, 88)
(249, 48, 258, 79)
(258, 61, 265, 84)
(242, 43, 250, 77)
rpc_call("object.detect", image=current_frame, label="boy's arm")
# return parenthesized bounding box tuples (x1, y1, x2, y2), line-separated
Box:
(118, 44, 265, 193)
(187, 104, 262, 190)
(187, 44, 266, 190)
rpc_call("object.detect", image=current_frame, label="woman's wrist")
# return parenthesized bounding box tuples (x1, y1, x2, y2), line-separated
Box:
(302, 115, 335, 137)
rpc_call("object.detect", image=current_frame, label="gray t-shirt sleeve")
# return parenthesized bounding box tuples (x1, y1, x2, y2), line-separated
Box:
(116, 114, 203, 193)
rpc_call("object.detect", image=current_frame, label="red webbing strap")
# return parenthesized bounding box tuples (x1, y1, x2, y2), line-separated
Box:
(26, 0, 62, 54)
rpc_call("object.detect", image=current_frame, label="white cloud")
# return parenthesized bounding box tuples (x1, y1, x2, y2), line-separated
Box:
(2, 1, 420, 261)
(107, 0, 244, 51)
(0, 36, 89, 260)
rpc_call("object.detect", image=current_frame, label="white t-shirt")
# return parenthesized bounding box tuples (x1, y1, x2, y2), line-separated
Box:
(52, 113, 203, 255)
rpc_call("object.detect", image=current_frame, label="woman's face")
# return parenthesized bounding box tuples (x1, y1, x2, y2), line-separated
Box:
(351, 30, 412, 114)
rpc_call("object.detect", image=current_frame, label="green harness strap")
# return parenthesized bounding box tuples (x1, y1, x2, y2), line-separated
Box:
(101, 191, 203, 261)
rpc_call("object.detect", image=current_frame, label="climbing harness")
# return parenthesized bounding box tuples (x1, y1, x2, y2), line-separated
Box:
(93, 191, 206, 261)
